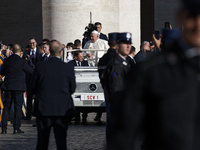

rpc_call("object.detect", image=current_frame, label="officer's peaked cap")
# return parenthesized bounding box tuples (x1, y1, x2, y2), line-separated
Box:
(108, 32, 120, 42)
(118, 32, 132, 44)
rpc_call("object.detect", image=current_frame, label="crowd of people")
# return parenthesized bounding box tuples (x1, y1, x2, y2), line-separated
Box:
(1, 0, 200, 149)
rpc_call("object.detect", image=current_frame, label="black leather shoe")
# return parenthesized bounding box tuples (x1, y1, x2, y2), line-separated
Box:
(13, 129, 24, 134)
(1, 129, 7, 134)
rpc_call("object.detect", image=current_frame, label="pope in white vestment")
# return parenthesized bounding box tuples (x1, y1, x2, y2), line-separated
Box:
(84, 30, 109, 66)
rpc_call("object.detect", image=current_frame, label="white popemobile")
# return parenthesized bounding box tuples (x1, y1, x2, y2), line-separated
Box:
(62, 49, 106, 113)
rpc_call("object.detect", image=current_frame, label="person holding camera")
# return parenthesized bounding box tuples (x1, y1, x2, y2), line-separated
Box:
(118, 0, 200, 149)
(0, 44, 13, 59)
(134, 41, 154, 63)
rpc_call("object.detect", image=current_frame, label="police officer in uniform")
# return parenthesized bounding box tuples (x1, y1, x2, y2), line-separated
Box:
(94, 33, 120, 122)
(118, 0, 200, 150)
(98, 32, 120, 87)
(103, 32, 132, 149)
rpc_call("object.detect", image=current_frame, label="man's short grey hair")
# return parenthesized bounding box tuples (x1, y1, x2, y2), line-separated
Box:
(140, 41, 150, 49)
(142, 41, 150, 46)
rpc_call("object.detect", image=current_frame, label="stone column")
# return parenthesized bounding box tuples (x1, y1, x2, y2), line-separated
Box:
(118, 0, 141, 52)
(42, 0, 140, 50)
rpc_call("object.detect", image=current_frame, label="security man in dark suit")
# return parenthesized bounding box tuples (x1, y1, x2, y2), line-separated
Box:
(23, 37, 40, 67)
(117, 0, 200, 150)
(31, 40, 76, 150)
(69, 50, 89, 66)
(1, 44, 33, 134)
(126, 46, 136, 68)
(103, 32, 132, 149)
(95, 22, 108, 41)
(69, 50, 88, 124)
(23, 37, 40, 120)
(39, 42, 51, 62)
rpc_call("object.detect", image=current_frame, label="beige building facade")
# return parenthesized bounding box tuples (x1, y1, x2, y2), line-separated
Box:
(0, 0, 182, 51)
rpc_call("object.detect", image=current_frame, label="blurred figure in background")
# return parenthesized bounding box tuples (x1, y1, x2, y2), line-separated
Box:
(119, 0, 200, 150)
(66, 42, 74, 63)
(95, 22, 108, 41)
(127, 46, 136, 67)
(134, 41, 151, 63)
(74, 39, 82, 49)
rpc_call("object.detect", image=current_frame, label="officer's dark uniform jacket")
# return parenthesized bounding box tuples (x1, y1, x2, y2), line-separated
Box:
(103, 53, 131, 103)
(98, 48, 116, 88)
(119, 39, 200, 150)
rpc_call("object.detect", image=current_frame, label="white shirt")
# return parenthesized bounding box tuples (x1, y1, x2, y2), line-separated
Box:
(30, 47, 37, 59)
(75, 59, 81, 66)
(128, 55, 136, 64)
(67, 52, 73, 62)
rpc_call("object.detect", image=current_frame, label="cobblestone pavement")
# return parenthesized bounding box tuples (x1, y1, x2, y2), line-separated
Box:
(0, 113, 107, 150)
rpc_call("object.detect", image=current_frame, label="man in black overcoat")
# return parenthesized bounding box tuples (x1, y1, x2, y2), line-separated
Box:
(95, 32, 120, 122)
(117, 0, 200, 150)
(1, 44, 33, 134)
(31, 41, 76, 150)
(103, 32, 132, 149)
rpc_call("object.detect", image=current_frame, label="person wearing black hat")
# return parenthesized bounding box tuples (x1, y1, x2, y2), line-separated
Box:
(98, 32, 120, 88)
(93, 33, 120, 122)
(117, 0, 200, 150)
(103, 32, 132, 149)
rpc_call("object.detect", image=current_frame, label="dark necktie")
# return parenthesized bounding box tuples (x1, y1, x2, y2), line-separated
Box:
(132, 58, 136, 64)
(78, 62, 81, 66)
(32, 50, 35, 64)
(44, 55, 48, 61)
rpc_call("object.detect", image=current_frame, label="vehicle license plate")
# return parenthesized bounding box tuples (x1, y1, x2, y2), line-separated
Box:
(81, 94, 105, 100)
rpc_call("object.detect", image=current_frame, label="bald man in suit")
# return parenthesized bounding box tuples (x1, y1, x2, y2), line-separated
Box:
(31, 41, 76, 150)
(1, 44, 33, 134)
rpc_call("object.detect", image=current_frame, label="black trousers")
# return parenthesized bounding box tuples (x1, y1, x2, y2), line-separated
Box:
(2, 90, 24, 130)
(36, 116, 68, 150)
